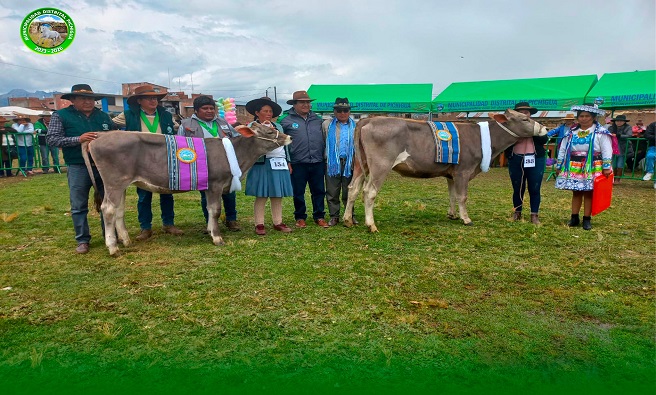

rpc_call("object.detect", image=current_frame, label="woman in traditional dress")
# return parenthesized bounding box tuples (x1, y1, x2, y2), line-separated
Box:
(244, 97, 293, 235)
(555, 104, 613, 230)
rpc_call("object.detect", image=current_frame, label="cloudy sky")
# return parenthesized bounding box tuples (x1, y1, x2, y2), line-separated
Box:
(0, 0, 654, 104)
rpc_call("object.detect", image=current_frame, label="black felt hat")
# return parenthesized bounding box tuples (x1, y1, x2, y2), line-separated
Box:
(245, 97, 282, 117)
(513, 101, 538, 115)
(61, 84, 110, 101)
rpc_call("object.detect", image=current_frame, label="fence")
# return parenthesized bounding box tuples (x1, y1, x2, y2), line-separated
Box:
(0, 132, 65, 177)
(544, 136, 650, 181)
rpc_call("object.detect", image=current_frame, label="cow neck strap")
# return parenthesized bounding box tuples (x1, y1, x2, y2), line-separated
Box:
(198, 120, 219, 137)
(495, 121, 519, 138)
(140, 110, 160, 133)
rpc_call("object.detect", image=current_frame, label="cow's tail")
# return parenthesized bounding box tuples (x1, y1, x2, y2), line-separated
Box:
(81, 141, 103, 213)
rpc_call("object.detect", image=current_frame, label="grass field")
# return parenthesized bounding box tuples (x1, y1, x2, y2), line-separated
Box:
(0, 169, 654, 394)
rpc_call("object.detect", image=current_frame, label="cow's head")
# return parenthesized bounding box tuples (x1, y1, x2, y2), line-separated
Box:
(235, 123, 291, 147)
(492, 109, 548, 137)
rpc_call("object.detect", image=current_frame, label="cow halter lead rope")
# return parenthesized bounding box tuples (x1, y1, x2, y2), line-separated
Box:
(495, 121, 519, 137)
(255, 129, 281, 147)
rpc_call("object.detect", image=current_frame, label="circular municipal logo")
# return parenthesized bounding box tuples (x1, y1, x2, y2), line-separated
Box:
(436, 104, 444, 111)
(21, 8, 75, 55)
(176, 148, 197, 164)
(436, 130, 452, 141)
(291, 123, 299, 129)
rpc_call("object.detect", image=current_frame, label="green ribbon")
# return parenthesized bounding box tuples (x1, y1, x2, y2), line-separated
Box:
(198, 120, 219, 137)
(140, 110, 160, 133)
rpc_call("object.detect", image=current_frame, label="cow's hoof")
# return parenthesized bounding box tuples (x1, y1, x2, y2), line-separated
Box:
(121, 238, 132, 247)
(447, 214, 459, 220)
(108, 246, 120, 256)
(213, 237, 225, 246)
(368, 225, 379, 233)
(463, 221, 474, 226)
(343, 219, 353, 228)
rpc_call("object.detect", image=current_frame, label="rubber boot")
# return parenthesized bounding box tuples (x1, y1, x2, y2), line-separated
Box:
(567, 214, 580, 227)
(582, 216, 592, 230)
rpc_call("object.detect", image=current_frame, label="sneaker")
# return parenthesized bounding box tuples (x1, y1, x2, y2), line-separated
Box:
(255, 224, 266, 236)
(643, 172, 653, 181)
(273, 223, 292, 233)
(75, 243, 90, 254)
(163, 225, 184, 235)
(225, 220, 241, 232)
(136, 229, 153, 241)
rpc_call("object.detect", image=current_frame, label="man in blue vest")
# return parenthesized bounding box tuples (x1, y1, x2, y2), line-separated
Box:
(178, 95, 242, 231)
(113, 84, 184, 241)
(47, 84, 117, 254)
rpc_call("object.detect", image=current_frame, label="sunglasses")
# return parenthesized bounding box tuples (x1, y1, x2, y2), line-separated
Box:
(334, 108, 350, 113)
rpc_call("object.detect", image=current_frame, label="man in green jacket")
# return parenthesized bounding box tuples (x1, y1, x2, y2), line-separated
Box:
(47, 84, 117, 254)
(113, 84, 183, 241)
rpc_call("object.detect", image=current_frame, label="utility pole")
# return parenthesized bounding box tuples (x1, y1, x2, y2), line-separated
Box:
(274, 86, 277, 103)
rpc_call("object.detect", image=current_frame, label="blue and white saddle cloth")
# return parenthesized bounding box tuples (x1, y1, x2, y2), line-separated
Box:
(428, 121, 460, 164)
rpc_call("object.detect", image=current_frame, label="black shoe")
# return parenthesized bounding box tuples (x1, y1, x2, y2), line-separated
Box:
(582, 216, 592, 230)
(567, 214, 580, 227)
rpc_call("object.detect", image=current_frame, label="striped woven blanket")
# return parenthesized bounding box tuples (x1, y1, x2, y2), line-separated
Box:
(165, 135, 209, 191)
(428, 121, 460, 164)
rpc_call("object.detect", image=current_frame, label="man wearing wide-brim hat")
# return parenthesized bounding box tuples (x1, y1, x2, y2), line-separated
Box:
(112, 84, 183, 240)
(279, 90, 329, 228)
(47, 83, 118, 254)
(11, 113, 36, 176)
(607, 114, 634, 183)
(322, 97, 358, 226)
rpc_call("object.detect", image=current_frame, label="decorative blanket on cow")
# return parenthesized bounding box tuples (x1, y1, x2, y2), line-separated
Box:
(165, 135, 209, 191)
(428, 121, 460, 164)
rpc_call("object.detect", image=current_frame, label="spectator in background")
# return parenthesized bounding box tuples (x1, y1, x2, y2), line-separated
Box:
(113, 84, 183, 241)
(547, 113, 576, 140)
(179, 95, 242, 232)
(641, 121, 655, 185)
(12, 114, 35, 175)
(34, 111, 59, 174)
(0, 115, 16, 177)
(504, 102, 549, 225)
(47, 84, 117, 254)
(279, 90, 329, 228)
(322, 97, 357, 227)
(607, 115, 634, 184)
(632, 119, 646, 137)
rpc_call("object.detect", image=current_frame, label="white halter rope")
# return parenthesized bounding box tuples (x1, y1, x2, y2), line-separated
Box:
(222, 138, 242, 192)
(478, 122, 492, 172)
(255, 129, 281, 147)
(495, 120, 543, 137)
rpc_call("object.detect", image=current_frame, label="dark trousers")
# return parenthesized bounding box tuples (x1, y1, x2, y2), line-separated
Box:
(136, 188, 175, 230)
(200, 190, 237, 223)
(325, 159, 352, 219)
(67, 164, 105, 244)
(291, 162, 326, 221)
(508, 155, 546, 214)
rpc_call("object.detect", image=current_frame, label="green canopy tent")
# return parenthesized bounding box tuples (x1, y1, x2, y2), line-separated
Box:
(306, 84, 433, 113)
(584, 70, 656, 109)
(432, 74, 598, 113)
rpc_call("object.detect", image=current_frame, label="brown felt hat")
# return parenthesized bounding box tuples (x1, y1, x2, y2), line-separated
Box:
(61, 84, 110, 101)
(127, 84, 167, 107)
(286, 90, 315, 105)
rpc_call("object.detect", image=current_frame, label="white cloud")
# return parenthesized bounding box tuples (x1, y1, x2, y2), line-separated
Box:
(0, 0, 654, 104)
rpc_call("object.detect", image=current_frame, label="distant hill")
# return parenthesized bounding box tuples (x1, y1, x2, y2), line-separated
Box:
(0, 89, 59, 106)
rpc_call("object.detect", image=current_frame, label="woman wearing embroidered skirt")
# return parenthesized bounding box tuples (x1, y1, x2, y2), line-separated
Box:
(245, 97, 293, 235)
(555, 104, 613, 230)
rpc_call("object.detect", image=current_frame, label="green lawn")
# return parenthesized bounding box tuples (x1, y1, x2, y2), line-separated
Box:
(0, 169, 654, 394)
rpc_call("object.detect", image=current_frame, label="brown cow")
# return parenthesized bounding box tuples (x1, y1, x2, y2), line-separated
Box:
(82, 124, 290, 255)
(343, 110, 548, 231)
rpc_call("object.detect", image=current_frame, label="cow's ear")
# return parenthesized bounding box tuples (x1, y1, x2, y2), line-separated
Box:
(235, 125, 255, 137)
(493, 113, 508, 123)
